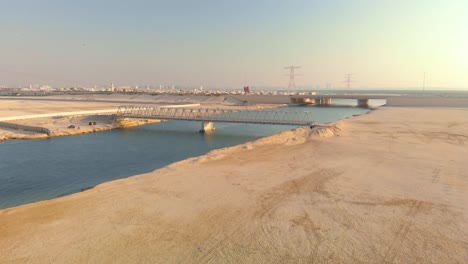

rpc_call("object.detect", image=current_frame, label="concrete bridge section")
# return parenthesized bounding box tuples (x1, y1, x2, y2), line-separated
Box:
(290, 94, 468, 107)
(290, 94, 390, 107)
(116, 106, 315, 132)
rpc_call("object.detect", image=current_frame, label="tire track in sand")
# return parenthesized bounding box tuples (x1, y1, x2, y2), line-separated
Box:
(254, 168, 338, 261)
(381, 200, 424, 264)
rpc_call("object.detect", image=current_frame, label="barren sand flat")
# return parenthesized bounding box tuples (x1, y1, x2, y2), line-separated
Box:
(0, 107, 467, 263)
(0, 97, 125, 141)
(0, 99, 121, 117)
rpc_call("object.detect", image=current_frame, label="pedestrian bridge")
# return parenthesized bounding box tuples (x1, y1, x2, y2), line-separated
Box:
(116, 106, 315, 132)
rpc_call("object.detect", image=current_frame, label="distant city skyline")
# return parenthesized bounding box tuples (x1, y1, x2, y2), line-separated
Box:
(0, 0, 467, 89)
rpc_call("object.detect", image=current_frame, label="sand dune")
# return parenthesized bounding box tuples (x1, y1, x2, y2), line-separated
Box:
(1, 107, 467, 263)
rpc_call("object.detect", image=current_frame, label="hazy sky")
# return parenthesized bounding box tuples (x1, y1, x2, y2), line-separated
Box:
(0, 0, 467, 89)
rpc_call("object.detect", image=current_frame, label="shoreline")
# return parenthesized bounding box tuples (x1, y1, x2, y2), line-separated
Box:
(0, 115, 349, 211)
(0, 116, 161, 142)
(0, 105, 355, 211)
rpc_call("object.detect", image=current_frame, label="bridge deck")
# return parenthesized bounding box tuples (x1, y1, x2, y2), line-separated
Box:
(117, 106, 315, 126)
(290, 94, 392, 100)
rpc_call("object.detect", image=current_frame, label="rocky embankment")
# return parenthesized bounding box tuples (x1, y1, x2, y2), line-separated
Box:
(0, 116, 160, 142)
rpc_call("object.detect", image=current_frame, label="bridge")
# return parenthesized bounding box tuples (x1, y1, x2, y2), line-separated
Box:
(116, 106, 315, 132)
(290, 94, 389, 107)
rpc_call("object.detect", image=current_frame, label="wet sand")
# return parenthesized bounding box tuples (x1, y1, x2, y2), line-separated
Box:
(0, 107, 467, 263)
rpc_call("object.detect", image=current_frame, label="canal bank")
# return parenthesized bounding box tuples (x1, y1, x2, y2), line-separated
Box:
(0, 115, 159, 142)
(0, 105, 374, 209)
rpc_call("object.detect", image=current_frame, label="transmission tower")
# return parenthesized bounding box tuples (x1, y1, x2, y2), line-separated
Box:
(422, 72, 426, 94)
(284, 66, 301, 95)
(344, 74, 353, 89)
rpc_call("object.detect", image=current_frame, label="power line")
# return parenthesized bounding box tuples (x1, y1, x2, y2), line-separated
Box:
(422, 72, 426, 94)
(344, 73, 353, 89)
(284, 66, 301, 95)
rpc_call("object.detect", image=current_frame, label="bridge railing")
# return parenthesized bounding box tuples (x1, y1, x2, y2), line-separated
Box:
(116, 106, 314, 126)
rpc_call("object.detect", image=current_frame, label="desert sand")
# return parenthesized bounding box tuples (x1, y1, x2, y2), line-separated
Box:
(0, 96, 130, 141)
(0, 106, 467, 263)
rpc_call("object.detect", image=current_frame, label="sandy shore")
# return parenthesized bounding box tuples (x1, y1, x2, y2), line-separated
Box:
(0, 106, 467, 263)
(0, 114, 158, 142)
(0, 97, 133, 141)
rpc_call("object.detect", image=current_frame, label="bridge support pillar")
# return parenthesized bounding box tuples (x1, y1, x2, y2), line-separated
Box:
(290, 97, 315, 104)
(357, 99, 369, 107)
(318, 98, 332, 106)
(200, 121, 215, 133)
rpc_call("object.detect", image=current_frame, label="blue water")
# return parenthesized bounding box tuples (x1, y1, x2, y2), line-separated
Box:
(0, 101, 384, 209)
